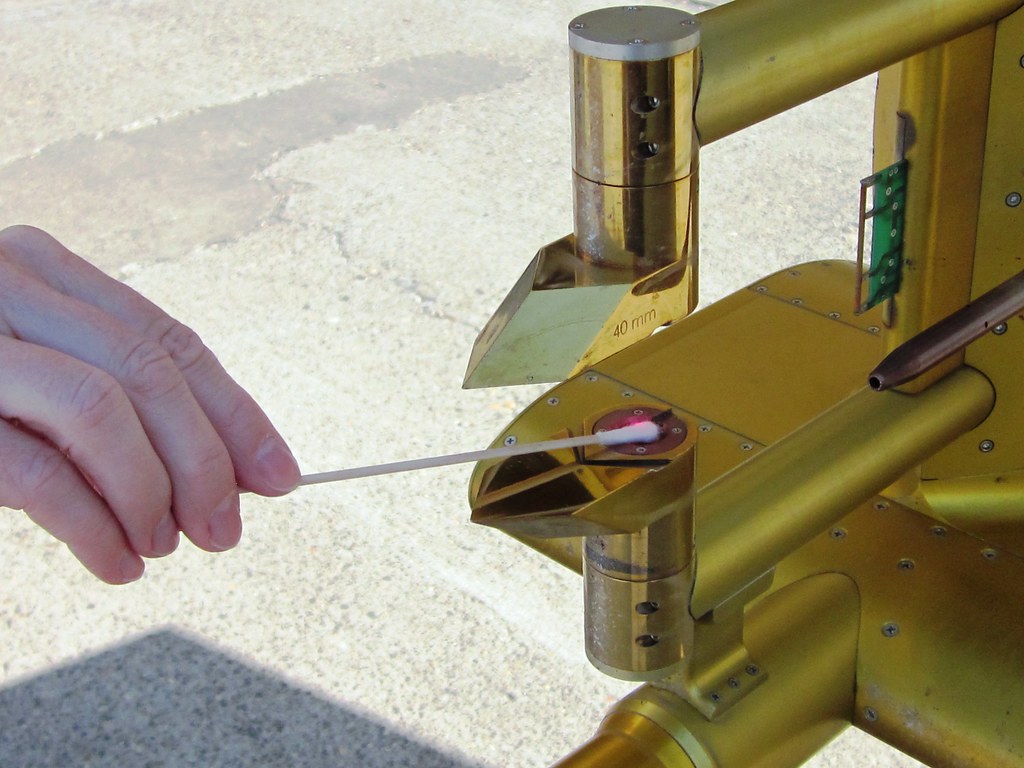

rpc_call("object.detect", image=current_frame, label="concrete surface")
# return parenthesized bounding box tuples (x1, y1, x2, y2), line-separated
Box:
(0, 1, 926, 766)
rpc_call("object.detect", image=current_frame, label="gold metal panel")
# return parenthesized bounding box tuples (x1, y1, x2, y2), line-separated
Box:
(592, 261, 886, 449)
(775, 500, 1024, 766)
(925, 7, 1024, 481)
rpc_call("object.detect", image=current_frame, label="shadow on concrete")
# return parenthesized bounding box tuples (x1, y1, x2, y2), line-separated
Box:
(0, 627, 481, 768)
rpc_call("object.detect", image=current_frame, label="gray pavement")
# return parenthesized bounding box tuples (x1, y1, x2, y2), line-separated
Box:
(1, 1, 923, 766)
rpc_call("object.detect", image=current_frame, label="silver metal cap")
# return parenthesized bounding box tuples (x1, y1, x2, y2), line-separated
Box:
(568, 6, 700, 62)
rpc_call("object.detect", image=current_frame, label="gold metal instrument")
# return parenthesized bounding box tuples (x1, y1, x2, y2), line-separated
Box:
(466, 2, 1024, 765)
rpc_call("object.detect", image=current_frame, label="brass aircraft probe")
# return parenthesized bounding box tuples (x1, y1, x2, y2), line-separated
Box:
(868, 267, 1024, 391)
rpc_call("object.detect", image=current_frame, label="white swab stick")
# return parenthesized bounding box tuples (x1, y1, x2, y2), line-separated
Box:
(294, 421, 661, 488)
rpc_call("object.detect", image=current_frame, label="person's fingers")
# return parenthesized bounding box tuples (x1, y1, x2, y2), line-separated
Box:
(0, 260, 242, 553)
(1, 225, 300, 497)
(0, 418, 145, 584)
(0, 336, 176, 557)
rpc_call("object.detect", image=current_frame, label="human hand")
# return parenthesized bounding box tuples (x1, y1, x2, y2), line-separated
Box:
(0, 225, 300, 583)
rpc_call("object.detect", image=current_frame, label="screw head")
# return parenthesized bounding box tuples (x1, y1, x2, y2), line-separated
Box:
(740, 443, 754, 451)
(634, 446, 648, 455)
(874, 501, 890, 511)
(791, 298, 804, 306)
(635, 634, 659, 648)
(585, 373, 599, 382)
(994, 322, 1008, 336)
(709, 692, 722, 703)
(546, 397, 560, 406)
(727, 677, 741, 689)
(868, 326, 881, 334)
(897, 558, 915, 571)
(828, 312, 841, 320)
(745, 664, 760, 676)
(503, 435, 517, 447)
(864, 707, 879, 722)
(622, 390, 634, 398)
(931, 525, 948, 538)
(699, 424, 712, 433)
(882, 622, 900, 638)
(755, 285, 769, 293)
(830, 528, 847, 540)
(1007, 192, 1022, 208)
(979, 439, 995, 453)
(982, 548, 998, 561)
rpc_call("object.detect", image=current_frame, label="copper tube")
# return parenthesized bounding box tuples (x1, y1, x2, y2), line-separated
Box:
(869, 268, 1024, 391)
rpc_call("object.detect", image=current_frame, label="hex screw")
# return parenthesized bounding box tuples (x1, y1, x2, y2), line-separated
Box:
(1007, 192, 1022, 208)
(897, 558, 915, 571)
(994, 322, 1009, 336)
(979, 439, 995, 453)
(503, 435, 517, 447)
(882, 622, 900, 638)
(864, 707, 879, 722)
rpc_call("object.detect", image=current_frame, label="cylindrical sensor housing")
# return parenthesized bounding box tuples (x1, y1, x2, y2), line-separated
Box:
(583, 426, 696, 681)
(569, 7, 700, 282)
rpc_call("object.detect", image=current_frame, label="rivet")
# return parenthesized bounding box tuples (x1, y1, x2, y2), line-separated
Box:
(1007, 192, 1022, 208)
(503, 435, 517, 447)
(979, 439, 995, 453)
(864, 707, 879, 722)
(882, 622, 900, 638)
(897, 558, 915, 571)
(993, 322, 1008, 335)
(547, 397, 560, 406)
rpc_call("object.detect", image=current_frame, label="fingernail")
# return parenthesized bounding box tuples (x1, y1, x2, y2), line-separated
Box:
(256, 435, 300, 494)
(119, 552, 145, 583)
(208, 493, 242, 551)
(152, 512, 180, 556)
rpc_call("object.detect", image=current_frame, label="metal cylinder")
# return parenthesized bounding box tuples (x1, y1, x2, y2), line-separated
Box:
(692, 367, 994, 617)
(583, 439, 696, 681)
(553, 574, 860, 768)
(569, 7, 700, 283)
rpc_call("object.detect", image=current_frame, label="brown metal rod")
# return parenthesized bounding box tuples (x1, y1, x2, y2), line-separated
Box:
(869, 268, 1024, 391)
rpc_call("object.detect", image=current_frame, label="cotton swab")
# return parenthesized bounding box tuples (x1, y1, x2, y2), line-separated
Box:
(293, 421, 661, 488)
